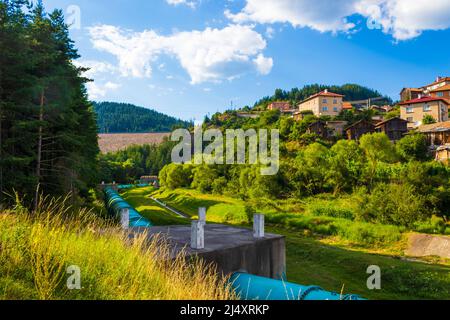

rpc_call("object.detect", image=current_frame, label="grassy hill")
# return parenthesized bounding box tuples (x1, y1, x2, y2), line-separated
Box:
(147, 187, 450, 300)
(94, 102, 192, 133)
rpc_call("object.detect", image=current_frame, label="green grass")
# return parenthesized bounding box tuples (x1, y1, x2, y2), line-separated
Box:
(151, 187, 450, 300)
(0, 197, 234, 300)
(276, 228, 450, 300)
(151, 188, 404, 247)
(121, 187, 190, 226)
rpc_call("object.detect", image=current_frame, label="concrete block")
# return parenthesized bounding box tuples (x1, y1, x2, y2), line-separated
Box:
(191, 221, 204, 250)
(253, 214, 265, 238)
(120, 209, 129, 230)
(198, 207, 206, 224)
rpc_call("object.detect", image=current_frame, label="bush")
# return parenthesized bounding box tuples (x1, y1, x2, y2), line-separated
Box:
(358, 183, 429, 227)
(396, 133, 430, 162)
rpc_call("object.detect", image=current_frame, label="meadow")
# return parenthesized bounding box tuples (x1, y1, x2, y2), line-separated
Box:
(145, 187, 450, 300)
(0, 196, 234, 300)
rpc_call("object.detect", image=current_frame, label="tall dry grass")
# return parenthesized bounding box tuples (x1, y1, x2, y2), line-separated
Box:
(0, 195, 235, 300)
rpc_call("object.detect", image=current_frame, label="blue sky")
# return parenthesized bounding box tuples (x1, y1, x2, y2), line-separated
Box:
(41, 0, 450, 122)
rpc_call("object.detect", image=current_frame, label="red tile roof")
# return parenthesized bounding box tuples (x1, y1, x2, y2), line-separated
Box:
(399, 96, 450, 105)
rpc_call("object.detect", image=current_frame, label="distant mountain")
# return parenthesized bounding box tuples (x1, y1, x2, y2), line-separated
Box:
(94, 102, 192, 133)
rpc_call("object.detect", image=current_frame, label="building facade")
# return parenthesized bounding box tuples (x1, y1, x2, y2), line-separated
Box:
(268, 101, 292, 112)
(298, 90, 344, 117)
(399, 96, 449, 129)
(374, 117, 408, 141)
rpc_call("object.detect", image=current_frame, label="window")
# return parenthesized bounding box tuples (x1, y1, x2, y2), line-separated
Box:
(323, 99, 328, 104)
(423, 104, 431, 112)
(333, 107, 338, 112)
(437, 92, 444, 97)
(323, 107, 329, 112)
(407, 117, 414, 122)
(333, 99, 337, 104)
(406, 107, 414, 113)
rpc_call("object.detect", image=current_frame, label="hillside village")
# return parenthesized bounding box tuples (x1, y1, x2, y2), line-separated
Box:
(263, 76, 450, 162)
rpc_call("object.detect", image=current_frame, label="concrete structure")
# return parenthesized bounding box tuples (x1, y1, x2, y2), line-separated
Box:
(399, 96, 449, 129)
(191, 221, 205, 250)
(133, 224, 286, 279)
(406, 233, 450, 259)
(298, 90, 344, 117)
(253, 214, 265, 238)
(120, 209, 130, 230)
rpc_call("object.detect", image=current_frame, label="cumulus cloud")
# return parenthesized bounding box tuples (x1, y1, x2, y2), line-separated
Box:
(73, 60, 121, 99)
(88, 24, 273, 84)
(226, 0, 450, 40)
(86, 81, 121, 99)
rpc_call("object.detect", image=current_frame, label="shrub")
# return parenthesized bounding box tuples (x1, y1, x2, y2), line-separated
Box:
(396, 133, 430, 162)
(358, 183, 429, 227)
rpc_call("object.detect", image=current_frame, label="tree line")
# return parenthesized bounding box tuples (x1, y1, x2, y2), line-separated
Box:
(0, 0, 99, 207)
(252, 84, 393, 110)
(94, 102, 193, 134)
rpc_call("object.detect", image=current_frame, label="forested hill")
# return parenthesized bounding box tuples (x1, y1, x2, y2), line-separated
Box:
(253, 84, 392, 109)
(94, 102, 192, 133)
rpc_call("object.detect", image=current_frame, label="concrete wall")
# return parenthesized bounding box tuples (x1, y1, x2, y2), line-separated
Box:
(197, 235, 286, 279)
(406, 233, 450, 259)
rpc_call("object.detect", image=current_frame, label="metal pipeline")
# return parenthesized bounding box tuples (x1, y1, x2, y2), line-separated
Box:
(104, 187, 153, 228)
(229, 272, 365, 301)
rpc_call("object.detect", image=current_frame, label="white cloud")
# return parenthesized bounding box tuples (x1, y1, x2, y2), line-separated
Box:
(226, 0, 450, 40)
(88, 24, 273, 84)
(74, 60, 121, 99)
(73, 60, 117, 78)
(86, 81, 121, 99)
(166, 0, 197, 9)
(253, 54, 273, 75)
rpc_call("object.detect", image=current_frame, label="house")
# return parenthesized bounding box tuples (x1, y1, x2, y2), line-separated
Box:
(298, 90, 344, 117)
(400, 88, 423, 102)
(345, 120, 375, 141)
(307, 120, 328, 139)
(374, 117, 408, 141)
(422, 76, 450, 94)
(430, 84, 450, 101)
(342, 102, 353, 111)
(435, 145, 450, 163)
(417, 121, 450, 146)
(399, 96, 449, 129)
(326, 121, 348, 137)
(268, 101, 292, 113)
(370, 105, 387, 113)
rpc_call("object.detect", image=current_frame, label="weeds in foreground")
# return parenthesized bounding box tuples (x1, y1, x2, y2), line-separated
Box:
(0, 195, 235, 300)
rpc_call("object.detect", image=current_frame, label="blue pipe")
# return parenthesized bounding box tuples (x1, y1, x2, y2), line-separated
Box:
(230, 272, 365, 300)
(104, 187, 153, 228)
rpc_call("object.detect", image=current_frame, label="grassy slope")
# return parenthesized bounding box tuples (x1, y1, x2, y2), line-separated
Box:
(121, 187, 190, 226)
(0, 205, 233, 300)
(150, 188, 450, 300)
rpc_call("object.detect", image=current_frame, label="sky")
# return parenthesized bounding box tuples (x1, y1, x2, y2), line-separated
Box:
(40, 0, 450, 122)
